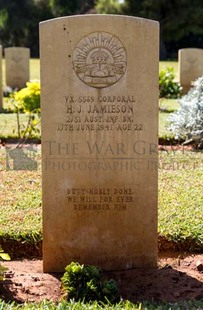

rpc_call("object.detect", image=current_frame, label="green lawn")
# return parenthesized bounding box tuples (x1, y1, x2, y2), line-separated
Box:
(0, 112, 173, 139)
(159, 60, 179, 79)
(158, 99, 180, 138)
(0, 112, 41, 139)
(0, 147, 202, 253)
(0, 146, 203, 310)
(30, 58, 40, 80)
(1, 97, 179, 140)
(1, 299, 203, 310)
(2, 60, 203, 310)
(159, 98, 179, 112)
(0, 299, 202, 310)
(0, 113, 33, 138)
(159, 150, 203, 249)
(0, 147, 203, 308)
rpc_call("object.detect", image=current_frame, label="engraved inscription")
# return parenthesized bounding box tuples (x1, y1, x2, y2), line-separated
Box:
(56, 95, 144, 132)
(66, 187, 135, 212)
(73, 32, 127, 88)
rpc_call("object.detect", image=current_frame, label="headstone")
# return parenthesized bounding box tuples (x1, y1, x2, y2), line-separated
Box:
(0, 45, 2, 111)
(5, 47, 30, 89)
(178, 48, 203, 94)
(40, 15, 159, 273)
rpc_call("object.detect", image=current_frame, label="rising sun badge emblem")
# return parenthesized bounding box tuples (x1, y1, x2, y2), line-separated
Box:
(73, 32, 127, 88)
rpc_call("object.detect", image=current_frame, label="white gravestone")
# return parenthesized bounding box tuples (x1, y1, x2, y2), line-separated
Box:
(40, 15, 159, 272)
(5, 47, 30, 89)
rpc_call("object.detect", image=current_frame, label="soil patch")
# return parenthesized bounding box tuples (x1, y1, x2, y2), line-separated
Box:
(1, 253, 203, 304)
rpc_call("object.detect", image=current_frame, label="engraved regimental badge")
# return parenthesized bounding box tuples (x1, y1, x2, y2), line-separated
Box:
(73, 32, 127, 88)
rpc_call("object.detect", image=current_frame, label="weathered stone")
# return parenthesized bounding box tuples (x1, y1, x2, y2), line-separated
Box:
(5, 47, 30, 89)
(178, 48, 203, 94)
(40, 15, 159, 272)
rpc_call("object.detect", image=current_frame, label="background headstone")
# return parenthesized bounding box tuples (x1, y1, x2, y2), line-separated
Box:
(178, 48, 203, 94)
(0, 45, 2, 111)
(40, 15, 159, 272)
(5, 47, 30, 89)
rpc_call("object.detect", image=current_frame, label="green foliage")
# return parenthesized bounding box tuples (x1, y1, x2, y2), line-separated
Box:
(13, 81, 40, 113)
(2, 0, 203, 58)
(159, 67, 182, 99)
(0, 113, 41, 140)
(49, 0, 95, 15)
(1, 298, 203, 310)
(10, 81, 41, 142)
(169, 76, 203, 145)
(61, 262, 119, 304)
(0, 264, 6, 281)
(96, 0, 123, 14)
(0, 246, 10, 261)
(0, 245, 10, 281)
(0, 8, 8, 29)
(0, 0, 53, 57)
(1, 139, 203, 254)
(49, 0, 79, 16)
(123, 0, 203, 42)
(159, 99, 180, 113)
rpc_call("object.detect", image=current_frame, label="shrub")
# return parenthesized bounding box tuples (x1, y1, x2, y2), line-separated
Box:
(61, 262, 119, 304)
(9, 81, 41, 142)
(169, 76, 203, 147)
(96, 0, 124, 14)
(13, 81, 40, 113)
(0, 246, 10, 281)
(159, 67, 182, 98)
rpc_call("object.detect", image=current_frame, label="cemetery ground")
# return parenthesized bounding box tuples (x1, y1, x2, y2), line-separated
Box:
(0, 61, 203, 308)
(0, 134, 203, 308)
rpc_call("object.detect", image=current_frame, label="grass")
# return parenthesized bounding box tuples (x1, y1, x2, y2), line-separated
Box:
(159, 112, 174, 139)
(159, 99, 179, 113)
(0, 74, 202, 255)
(159, 61, 178, 79)
(0, 169, 41, 234)
(0, 98, 178, 140)
(0, 99, 178, 140)
(29, 59, 40, 81)
(159, 149, 203, 250)
(0, 147, 203, 256)
(0, 112, 38, 138)
(0, 299, 203, 310)
(158, 99, 180, 140)
(1, 60, 202, 308)
(1, 60, 201, 254)
(0, 112, 41, 139)
(0, 111, 172, 140)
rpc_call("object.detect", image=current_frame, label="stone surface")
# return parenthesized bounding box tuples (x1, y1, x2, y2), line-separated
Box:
(178, 48, 203, 94)
(40, 15, 159, 272)
(0, 45, 2, 110)
(5, 47, 30, 89)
